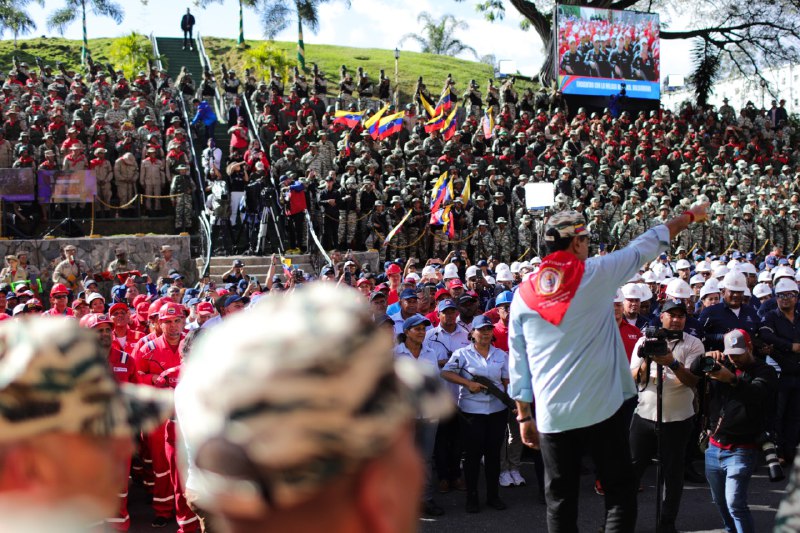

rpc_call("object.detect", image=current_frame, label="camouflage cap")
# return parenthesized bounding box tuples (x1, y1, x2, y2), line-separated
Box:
(0, 318, 172, 443)
(544, 210, 589, 241)
(176, 284, 453, 515)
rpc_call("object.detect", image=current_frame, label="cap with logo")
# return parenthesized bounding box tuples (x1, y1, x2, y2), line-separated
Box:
(723, 329, 751, 355)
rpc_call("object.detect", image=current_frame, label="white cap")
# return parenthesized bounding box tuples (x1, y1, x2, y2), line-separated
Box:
(421, 265, 437, 277)
(510, 261, 521, 273)
(772, 265, 796, 281)
(11, 303, 26, 316)
(443, 264, 459, 279)
(743, 285, 751, 297)
(405, 272, 420, 282)
(86, 292, 105, 304)
(690, 274, 706, 285)
(721, 271, 748, 292)
(614, 288, 624, 304)
(531, 256, 542, 265)
(628, 273, 643, 283)
(642, 271, 658, 283)
(638, 283, 653, 301)
(753, 282, 773, 299)
(666, 278, 692, 299)
(700, 279, 721, 298)
(519, 261, 532, 271)
(758, 270, 773, 283)
(676, 259, 691, 270)
(713, 266, 730, 279)
(775, 278, 799, 294)
(726, 259, 739, 270)
(497, 270, 513, 282)
(465, 265, 478, 278)
(621, 284, 642, 300)
(695, 261, 711, 273)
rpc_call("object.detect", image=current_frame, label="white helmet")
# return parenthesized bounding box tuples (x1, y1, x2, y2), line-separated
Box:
(485, 275, 496, 285)
(675, 259, 691, 270)
(666, 278, 692, 299)
(465, 265, 478, 279)
(758, 270, 773, 283)
(628, 272, 644, 283)
(443, 264, 459, 279)
(496, 262, 510, 273)
(775, 278, 799, 295)
(700, 279, 721, 298)
(696, 261, 712, 273)
(531, 256, 542, 265)
(642, 271, 658, 283)
(614, 288, 624, 304)
(497, 270, 513, 282)
(621, 283, 642, 300)
(753, 282, 773, 299)
(737, 262, 757, 276)
(713, 266, 730, 279)
(689, 274, 706, 286)
(721, 271, 747, 292)
(638, 283, 653, 301)
(519, 261, 532, 271)
(772, 265, 795, 281)
(510, 261, 521, 273)
(727, 259, 740, 270)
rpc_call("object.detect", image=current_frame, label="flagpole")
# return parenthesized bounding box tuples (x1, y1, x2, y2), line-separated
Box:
(81, 0, 89, 66)
(237, 0, 244, 46)
(297, 19, 306, 70)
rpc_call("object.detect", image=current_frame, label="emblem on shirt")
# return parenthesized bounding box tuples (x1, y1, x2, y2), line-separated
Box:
(537, 267, 562, 296)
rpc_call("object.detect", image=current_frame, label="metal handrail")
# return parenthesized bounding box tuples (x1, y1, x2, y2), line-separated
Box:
(196, 32, 224, 124)
(241, 94, 263, 150)
(149, 33, 163, 71)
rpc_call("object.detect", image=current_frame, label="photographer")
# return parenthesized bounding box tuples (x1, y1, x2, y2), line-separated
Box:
(629, 300, 704, 533)
(690, 329, 778, 533)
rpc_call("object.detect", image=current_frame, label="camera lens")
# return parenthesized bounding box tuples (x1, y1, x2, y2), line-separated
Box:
(699, 356, 720, 373)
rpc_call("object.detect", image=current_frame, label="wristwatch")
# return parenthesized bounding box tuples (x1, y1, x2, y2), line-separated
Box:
(668, 359, 681, 371)
(516, 415, 533, 423)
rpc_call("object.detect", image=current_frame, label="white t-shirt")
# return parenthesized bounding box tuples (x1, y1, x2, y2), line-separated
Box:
(629, 332, 705, 422)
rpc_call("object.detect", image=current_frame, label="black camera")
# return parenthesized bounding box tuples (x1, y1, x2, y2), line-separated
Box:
(758, 432, 785, 482)
(699, 355, 721, 373)
(639, 326, 681, 358)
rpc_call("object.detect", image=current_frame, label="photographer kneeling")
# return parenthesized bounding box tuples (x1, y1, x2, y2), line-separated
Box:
(630, 300, 704, 533)
(690, 329, 778, 533)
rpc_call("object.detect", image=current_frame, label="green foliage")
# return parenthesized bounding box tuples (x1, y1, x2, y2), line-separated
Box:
(242, 41, 295, 82)
(0, 0, 43, 47)
(109, 32, 160, 79)
(47, 0, 124, 35)
(400, 12, 478, 59)
(691, 39, 721, 108)
(0, 37, 116, 72)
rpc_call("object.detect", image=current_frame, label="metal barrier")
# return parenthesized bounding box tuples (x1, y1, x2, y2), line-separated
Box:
(196, 33, 225, 125)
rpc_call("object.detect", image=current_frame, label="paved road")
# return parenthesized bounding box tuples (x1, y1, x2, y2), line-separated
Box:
(128, 458, 789, 532)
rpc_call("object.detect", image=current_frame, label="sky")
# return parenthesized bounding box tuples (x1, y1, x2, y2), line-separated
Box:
(23, 0, 693, 81)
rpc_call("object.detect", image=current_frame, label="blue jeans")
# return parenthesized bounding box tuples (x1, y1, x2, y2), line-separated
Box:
(415, 420, 438, 502)
(705, 445, 758, 533)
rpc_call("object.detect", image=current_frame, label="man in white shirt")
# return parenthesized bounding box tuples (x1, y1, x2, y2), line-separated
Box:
(629, 300, 704, 533)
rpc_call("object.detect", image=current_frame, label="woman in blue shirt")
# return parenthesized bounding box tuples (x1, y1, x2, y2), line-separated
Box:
(442, 315, 509, 513)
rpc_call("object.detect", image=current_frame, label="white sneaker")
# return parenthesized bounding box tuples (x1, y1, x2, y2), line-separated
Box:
(499, 470, 514, 487)
(510, 470, 526, 486)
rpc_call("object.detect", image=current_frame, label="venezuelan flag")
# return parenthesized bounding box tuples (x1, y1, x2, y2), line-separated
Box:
(429, 171, 448, 209)
(333, 109, 365, 128)
(418, 92, 436, 117)
(376, 111, 405, 140)
(429, 207, 445, 226)
(424, 113, 446, 134)
(441, 204, 455, 238)
(363, 104, 389, 140)
(434, 87, 452, 117)
(442, 106, 458, 141)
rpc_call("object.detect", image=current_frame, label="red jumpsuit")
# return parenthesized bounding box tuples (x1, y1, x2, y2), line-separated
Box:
(137, 336, 198, 532)
(106, 344, 137, 531)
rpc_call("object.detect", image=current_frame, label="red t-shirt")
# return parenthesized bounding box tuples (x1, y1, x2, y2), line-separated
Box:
(618, 320, 643, 362)
(492, 319, 509, 352)
(387, 289, 399, 305)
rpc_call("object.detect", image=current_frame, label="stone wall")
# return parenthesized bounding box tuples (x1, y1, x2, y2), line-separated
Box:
(0, 235, 194, 290)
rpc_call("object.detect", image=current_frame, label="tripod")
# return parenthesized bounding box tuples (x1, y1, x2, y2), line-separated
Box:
(655, 363, 664, 528)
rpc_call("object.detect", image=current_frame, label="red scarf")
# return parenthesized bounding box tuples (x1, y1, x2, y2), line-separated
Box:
(518, 250, 585, 326)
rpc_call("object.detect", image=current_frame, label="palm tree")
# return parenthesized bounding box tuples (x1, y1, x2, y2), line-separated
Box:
(47, 0, 124, 64)
(0, 0, 43, 49)
(400, 12, 477, 59)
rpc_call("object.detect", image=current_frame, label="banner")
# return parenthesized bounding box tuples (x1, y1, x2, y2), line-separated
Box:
(525, 182, 555, 211)
(555, 5, 660, 100)
(37, 170, 97, 204)
(0, 168, 35, 201)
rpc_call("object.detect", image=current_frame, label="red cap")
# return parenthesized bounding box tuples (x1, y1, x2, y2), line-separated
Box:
(132, 294, 148, 308)
(147, 300, 164, 317)
(196, 301, 214, 316)
(434, 288, 451, 301)
(375, 283, 389, 292)
(386, 264, 402, 276)
(50, 283, 69, 296)
(447, 279, 464, 289)
(71, 298, 87, 309)
(356, 277, 370, 287)
(108, 302, 129, 316)
(216, 288, 230, 296)
(136, 301, 151, 319)
(79, 313, 113, 329)
(158, 302, 184, 321)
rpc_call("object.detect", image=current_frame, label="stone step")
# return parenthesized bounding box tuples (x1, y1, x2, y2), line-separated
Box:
(208, 254, 311, 267)
(208, 263, 314, 277)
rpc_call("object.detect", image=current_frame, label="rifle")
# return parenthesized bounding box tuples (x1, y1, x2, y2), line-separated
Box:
(472, 375, 516, 411)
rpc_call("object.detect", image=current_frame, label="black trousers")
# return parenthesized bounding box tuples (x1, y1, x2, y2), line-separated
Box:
(460, 409, 507, 502)
(322, 219, 338, 251)
(183, 28, 193, 48)
(630, 414, 692, 525)
(434, 414, 462, 483)
(539, 404, 637, 533)
(287, 212, 305, 251)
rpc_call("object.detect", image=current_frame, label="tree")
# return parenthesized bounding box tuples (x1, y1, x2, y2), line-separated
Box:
(460, 0, 800, 93)
(47, 0, 124, 64)
(690, 39, 721, 108)
(399, 12, 478, 59)
(0, 0, 42, 49)
(242, 41, 294, 82)
(109, 32, 161, 79)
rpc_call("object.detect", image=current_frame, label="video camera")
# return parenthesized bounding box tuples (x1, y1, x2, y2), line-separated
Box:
(639, 326, 682, 359)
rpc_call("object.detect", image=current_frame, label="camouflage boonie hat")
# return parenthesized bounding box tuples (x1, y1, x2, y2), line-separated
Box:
(545, 210, 589, 241)
(0, 318, 172, 442)
(176, 284, 453, 515)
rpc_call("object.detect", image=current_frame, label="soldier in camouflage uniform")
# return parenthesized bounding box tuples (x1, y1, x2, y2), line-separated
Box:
(385, 196, 407, 261)
(405, 198, 427, 261)
(471, 220, 494, 260)
(756, 206, 773, 254)
(586, 209, 610, 253)
(517, 214, 534, 260)
(787, 207, 800, 255)
(611, 212, 637, 249)
(493, 217, 515, 263)
(773, 205, 790, 254)
(337, 177, 359, 249)
(689, 220, 712, 254)
(738, 207, 757, 253)
(170, 164, 195, 232)
(629, 207, 649, 238)
(604, 192, 624, 227)
(710, 210, 728, 255)
(728, 213, 747, 254)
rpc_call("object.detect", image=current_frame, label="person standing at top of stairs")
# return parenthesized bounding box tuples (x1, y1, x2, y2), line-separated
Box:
(181, 8, 196, 51)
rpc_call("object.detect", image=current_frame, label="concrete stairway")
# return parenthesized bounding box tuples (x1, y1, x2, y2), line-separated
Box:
(207, 254, 314, 284)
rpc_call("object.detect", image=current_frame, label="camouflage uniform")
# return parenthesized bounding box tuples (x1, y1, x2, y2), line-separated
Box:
(689, 223, 712, 253)
(385, 204, 407, 261)
(404, 205, 427, 261)
(587, 214, 610, 251)
(738, 215, 757, 253)
(169, 168, 195, 232)
(492, 219, 514, 263)
(470, 222, 494, 260)
(710, 218, 728, 255)
(611, 217, 637, 248)
(517, 216, 535, 259)
(337, 183, 359, 249)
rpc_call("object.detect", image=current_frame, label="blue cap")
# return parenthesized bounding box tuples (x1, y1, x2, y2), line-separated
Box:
(779, 258, 790, 265)
(400, 288, 418, 300)
(224, 295, 243, 308)
(746, 252, 756, 260)
(719, 255, 729, 263)
(224, 283, 236, 291)
(186, 297, 200, 307)
(321, 265, 334, 275)
(112, 285, 127, 301)
(437, 299, 458, 313)
(694, 253, 705, 261)
(495, 290, 513, 306)
(476, 260, 488, 267)
(472, 315, 494, 330)
(732, 251, 742, 259)
(402, 313, 431, 331)
(659, 253, 667, 260)
(766, 256, 778, 267)
(384, 261, 393, 270)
